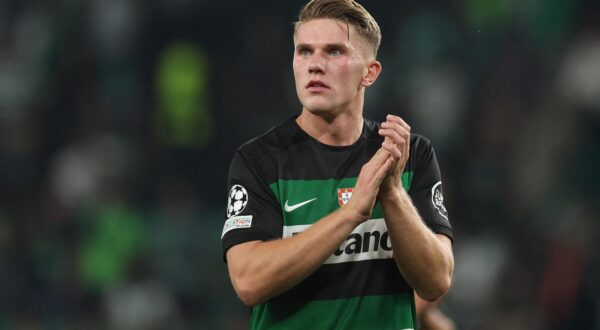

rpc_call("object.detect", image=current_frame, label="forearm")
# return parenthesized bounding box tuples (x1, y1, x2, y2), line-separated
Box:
(227, 207, 362, 306)
(227, 147, 394, 307)
(380, 188, 453, 301)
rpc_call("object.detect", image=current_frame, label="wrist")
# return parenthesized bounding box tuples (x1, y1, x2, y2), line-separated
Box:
(378, 185, 404, 204)
(339, 203, 371, 225)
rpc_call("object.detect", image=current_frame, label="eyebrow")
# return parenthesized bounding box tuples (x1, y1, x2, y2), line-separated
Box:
(295, 43, 349, 51)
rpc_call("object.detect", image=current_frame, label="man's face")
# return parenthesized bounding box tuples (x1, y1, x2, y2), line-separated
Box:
(293, 18, 372, 116)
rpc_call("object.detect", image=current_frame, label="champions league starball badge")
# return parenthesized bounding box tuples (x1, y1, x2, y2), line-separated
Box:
(227, 184, 249, 218)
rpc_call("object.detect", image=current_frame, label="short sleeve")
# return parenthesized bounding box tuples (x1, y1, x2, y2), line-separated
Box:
(408, 139, 453, 241)
(221, 148, 283, 260)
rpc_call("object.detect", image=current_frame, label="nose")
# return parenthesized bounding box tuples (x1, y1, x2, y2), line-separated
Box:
(308, 52, 325, 75)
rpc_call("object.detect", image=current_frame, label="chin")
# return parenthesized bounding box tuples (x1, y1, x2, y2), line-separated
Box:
(303, 104, 332, 115)
(302, 98, 333, 113)
(303, 106, 343, 122)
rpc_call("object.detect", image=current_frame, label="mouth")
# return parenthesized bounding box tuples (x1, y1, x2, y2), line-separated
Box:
(306, 80, 330, 90)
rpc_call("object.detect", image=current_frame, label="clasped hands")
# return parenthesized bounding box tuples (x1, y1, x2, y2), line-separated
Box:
(377, 114, 410, 193)
(345, 115, 410, 222)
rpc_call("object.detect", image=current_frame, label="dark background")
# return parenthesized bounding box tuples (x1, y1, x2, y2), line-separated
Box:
(0, 0, 599, 329)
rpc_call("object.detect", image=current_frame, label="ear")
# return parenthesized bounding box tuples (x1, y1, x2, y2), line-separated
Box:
(361, 60, 382, 87)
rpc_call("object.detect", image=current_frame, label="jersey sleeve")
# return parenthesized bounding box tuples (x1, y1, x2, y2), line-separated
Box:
(221, 147, 283, 260)
(408, 138, 453, 241)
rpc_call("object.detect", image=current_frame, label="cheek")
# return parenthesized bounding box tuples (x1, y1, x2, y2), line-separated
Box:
(293, 56, 306, 71)
(293, 62, 306, 96)
(334, 63, 364, 87)
(293, 60, 304, 81)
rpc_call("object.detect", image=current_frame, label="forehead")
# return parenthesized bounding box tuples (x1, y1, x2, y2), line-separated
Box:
(294, 18, 356, 47)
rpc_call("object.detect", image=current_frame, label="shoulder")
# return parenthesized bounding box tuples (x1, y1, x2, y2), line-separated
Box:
(236, 117, 304, 156)
(410, 133, 433, 154)
(407, 133, 438, 174)
(230, 116, 311, 175)
(409, 133, 436, 167)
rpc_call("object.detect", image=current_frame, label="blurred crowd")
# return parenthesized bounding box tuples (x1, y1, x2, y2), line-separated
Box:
(0, 0, 599, 329)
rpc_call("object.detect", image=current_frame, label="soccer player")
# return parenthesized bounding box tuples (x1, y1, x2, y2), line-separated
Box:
(221, 0, 454, 329)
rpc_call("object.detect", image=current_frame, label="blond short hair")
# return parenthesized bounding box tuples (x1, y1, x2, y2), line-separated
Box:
(294, 0, 382, 57)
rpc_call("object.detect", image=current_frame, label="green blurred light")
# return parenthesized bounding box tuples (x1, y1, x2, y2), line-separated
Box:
(155, 42, 214, 148)
(521, 0, 578, 51)
(465, 0, 512, 30)
(78, 205, 145, 290)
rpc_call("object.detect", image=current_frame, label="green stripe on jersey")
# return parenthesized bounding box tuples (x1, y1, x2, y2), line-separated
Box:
(401, 171, 413, 191)
(250, 293, 416, 330)
(269, 172, 413, 227)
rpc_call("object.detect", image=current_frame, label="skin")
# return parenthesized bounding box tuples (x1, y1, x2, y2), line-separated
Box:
(293, 18, 381, 146)
(226, 19, 454, 326)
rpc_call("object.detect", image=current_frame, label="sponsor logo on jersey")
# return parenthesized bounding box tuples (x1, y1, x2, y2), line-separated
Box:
(283, 218, 393, 264)
(221, 215, 253, 238)
(284, 197, 317, 212)
(431, 181, 448, 220)
(227, 184, 248, 218)
(337, 188, 353, 206)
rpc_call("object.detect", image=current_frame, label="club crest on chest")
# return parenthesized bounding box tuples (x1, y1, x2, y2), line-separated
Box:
(337, 188, 353, 206)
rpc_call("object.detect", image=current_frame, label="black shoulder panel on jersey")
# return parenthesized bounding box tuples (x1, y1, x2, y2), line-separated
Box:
(405, 134, 453, 241)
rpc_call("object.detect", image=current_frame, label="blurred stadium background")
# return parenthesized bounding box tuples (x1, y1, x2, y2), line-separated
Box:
(1, 0, 599, 329)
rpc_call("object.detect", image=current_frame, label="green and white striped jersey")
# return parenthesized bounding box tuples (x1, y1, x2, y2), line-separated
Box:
(222, 116, 453, 330)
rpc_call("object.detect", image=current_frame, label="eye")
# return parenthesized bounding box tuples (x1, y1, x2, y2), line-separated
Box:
(328, 48, 343, 56)
(298, 48, 312, 57)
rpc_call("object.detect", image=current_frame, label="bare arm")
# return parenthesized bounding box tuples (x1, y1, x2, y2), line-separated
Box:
(226, 149, 394, 307)
(378, 115, 454, 301)
(380, 190, 454, 301)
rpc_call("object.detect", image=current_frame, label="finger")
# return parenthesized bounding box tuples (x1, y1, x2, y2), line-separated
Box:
(373, 157, 393, 184)
(386, 114, 411, 132)
(371, 147, 388, 161)
(403, 131, 410, 161)
(364, 148, 390, 174)
(383, 133, 408, 164)
(383, 120, 411, 162)
(379, 127, 407, 148)
(381, 141, 402, 161)
(381, 121, 409, 142)
(381, 121, 410, 142)
(359, 151, 392, 186)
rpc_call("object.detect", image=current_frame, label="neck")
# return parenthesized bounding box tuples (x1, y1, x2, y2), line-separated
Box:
(296, 107, 364, 146)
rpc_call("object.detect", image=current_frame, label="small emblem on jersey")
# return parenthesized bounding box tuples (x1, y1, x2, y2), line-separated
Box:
(431, 181, 448, 220)
(227, 184, 248, 218)
(221, 215, 253, 238)
(338, 188, 354, 206)
(284, 198, 317, 212)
